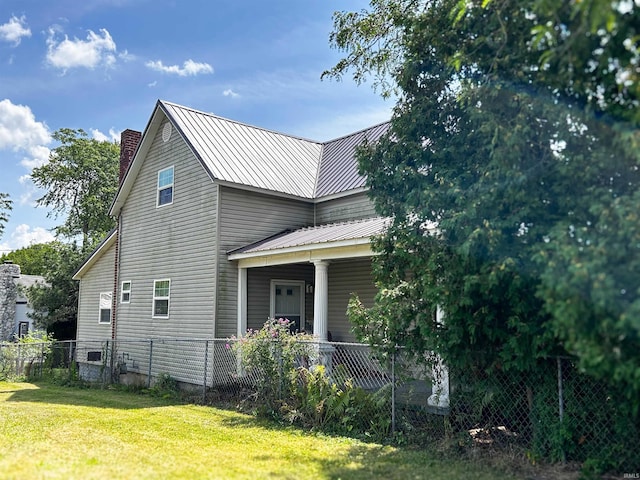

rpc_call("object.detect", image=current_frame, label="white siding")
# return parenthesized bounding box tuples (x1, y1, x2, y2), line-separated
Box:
(116, 117, 218, 340)
(217, 186, 314, 338)
(76, 242, 115, 340)
(315, 192, 377, 224)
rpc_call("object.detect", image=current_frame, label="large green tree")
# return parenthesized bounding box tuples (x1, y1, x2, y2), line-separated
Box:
(27, 128, 119, 338)
(338, 1, 640, 392)
(0, 242, 58, 276)
(30, 128, 119, 248)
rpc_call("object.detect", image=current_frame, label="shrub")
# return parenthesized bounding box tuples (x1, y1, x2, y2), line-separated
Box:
(232, 318, 315, 413)
(0, 330, 53, 380)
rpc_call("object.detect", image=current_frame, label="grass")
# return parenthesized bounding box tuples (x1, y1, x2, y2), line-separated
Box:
(0, 381, 514, 480)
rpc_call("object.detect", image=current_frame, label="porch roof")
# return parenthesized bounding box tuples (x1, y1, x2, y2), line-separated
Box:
(227, 217, 390, 267)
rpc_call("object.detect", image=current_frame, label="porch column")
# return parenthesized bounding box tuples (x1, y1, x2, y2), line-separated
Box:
(428, 306, 450, 408)
(312, 260, 329, 341)
(237, 267, 247, 337)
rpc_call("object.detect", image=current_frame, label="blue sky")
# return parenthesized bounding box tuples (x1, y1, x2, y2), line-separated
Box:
(0, 0, 392, 254)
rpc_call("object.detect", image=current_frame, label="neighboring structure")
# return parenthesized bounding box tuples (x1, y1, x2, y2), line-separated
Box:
(0, 262, 45, 341)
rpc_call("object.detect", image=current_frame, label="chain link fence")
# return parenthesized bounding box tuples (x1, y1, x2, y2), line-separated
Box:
(1, 338, 638, 473)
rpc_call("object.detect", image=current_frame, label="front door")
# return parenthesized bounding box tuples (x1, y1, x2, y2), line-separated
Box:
(271, 280, 305, 332)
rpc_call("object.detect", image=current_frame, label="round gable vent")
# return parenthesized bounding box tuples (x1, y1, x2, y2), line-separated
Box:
(162, 122, 172, 143)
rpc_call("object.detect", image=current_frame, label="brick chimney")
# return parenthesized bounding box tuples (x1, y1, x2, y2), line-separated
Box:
(119, 129, 142, 184)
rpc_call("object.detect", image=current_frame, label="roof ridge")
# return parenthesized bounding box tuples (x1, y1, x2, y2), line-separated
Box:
(298, 216, 385, 231)
(160, 99, 322, 145)
(322, 120, 391, 145)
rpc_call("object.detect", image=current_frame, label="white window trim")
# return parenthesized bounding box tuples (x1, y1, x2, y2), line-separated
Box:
(156, 165, 174, 207)
(120, 280, 131, 304)
(99, 292, 112, 324)
(152, 279, 171, 319)
(269, 279, 305, 326)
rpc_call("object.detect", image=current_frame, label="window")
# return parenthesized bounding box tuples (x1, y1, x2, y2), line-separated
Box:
(121, 281, 131, 303)
(99, 292, 112, 324)
(157, 166, 174, 206)
(153, 279, 170, 318)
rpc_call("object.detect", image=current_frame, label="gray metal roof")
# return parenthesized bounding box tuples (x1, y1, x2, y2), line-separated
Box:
(162, 101, 322, 198)
(160, 101, 390, 199)
(228, 217, 390, 255)
(316, 122, 390, 197)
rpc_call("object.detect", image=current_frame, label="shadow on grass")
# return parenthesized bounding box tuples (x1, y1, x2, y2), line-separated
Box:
(2, 381, 184, 410)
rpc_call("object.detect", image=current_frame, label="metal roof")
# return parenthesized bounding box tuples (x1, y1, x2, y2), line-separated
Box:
(162, 101, 322, 198)
(161, 101, 390, 199)
(316, 122, 390, 197)
(228, 217, 390, 256)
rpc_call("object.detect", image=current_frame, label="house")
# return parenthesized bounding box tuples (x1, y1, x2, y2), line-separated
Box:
(0, 261, 45, 341)
(73, 100, 392, 381)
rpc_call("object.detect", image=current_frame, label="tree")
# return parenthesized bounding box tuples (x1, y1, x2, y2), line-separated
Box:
(26, 241, 85, 340)
(0, 242, 58, 276)
(27, 128, 119, 338)
(325, 0, 639, 121)
(0, 193, 11, 239)
(30, 128, 119, 248)
(338, 1, 640, 393)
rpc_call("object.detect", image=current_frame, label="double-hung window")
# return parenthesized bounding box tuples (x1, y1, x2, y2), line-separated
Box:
(99, 292, 112, 324)
(157, 166, 174, 206)
(153, 279, 170, 318)
(121, 281, 131, 303)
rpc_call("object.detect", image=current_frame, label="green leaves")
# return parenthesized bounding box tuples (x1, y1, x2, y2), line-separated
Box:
(341, 0, 640, 395)
(30, 128, 119, 248)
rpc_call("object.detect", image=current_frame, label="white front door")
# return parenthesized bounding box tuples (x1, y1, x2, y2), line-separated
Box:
(270, 280, 305, 332)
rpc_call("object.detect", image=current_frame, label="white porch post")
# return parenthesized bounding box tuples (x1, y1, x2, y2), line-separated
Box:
(237, 267, 247, 337)
(428, 306, 450, 408)
(312, 260, 329, 340)
(312, 260, 334, 371)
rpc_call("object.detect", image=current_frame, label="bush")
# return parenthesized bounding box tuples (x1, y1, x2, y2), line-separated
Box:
(0, 330, 53, 380)
(289, 365, 392, 439)
(232, 319, 391, 439)
(232, 318, 315, 413)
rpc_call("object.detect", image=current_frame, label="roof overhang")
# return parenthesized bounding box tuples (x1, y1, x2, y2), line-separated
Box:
(72, 230, 117, 280)
(228, 237, 375, 268)
(228, 217, 389, 268)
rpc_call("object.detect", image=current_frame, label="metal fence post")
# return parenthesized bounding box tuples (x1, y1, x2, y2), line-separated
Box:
(40, 342, 45, 378)
(557, 357, 566, 464)
(147, 340, 153, 388)
(202, 340, 209, 404)
(391, 346, 396, 434)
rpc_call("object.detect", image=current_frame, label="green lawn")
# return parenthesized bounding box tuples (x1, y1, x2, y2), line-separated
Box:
(0, 381, 513, 479)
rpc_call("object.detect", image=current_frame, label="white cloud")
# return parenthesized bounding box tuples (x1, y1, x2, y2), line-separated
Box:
(223, 89, 240, 98)
(118, 49, 135, 62)
(20, 145, 51, 170)
(0, 15, 31, 46)
(91, 128, 119, 142)
(46, 28, 117, 71)
(0, 99, 51, 155)
(146, 59, 213, 76)
(0, 224, 55, 253)
(148, 80, 157, 87)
